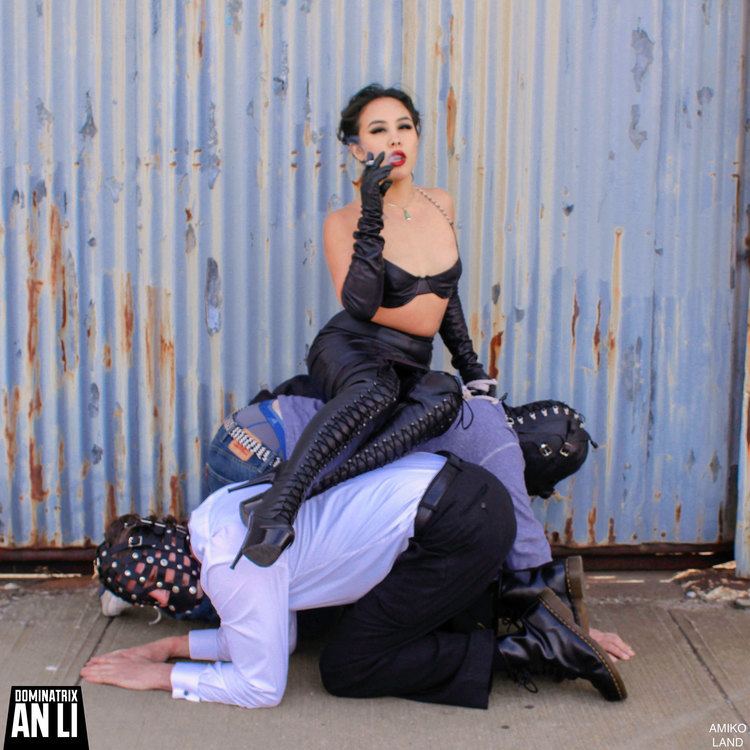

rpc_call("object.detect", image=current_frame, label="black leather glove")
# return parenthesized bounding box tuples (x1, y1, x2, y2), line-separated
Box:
(341, 152, 393, 320)
(439, 289, 491, 386)
(359, 151, 394, 215)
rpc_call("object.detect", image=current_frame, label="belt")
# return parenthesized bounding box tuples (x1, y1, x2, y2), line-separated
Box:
(223, 413, 282, 468)
(414, 456, 461, 534)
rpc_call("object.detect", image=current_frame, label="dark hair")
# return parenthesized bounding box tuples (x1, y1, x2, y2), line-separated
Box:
(337, 84, 421, 144)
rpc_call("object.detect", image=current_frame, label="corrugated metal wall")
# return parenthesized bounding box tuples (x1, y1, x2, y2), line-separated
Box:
(0, 0, 748, 552)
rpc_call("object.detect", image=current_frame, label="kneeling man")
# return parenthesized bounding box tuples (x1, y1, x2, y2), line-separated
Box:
(82, 452, 626, 708)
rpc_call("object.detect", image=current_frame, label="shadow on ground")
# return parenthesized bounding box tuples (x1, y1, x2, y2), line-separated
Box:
(1, 570, 748, 750)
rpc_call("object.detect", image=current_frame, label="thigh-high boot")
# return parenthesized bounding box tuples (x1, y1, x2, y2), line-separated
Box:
(309, 371, 462, 495)
(233, 365, 401, 568)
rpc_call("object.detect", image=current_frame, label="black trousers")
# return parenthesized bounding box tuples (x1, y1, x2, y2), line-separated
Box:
(319, 460, 517, 709)
(307, 310, 435, 398)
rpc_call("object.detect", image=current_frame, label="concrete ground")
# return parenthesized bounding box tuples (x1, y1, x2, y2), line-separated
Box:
(0, 570, 749, 750)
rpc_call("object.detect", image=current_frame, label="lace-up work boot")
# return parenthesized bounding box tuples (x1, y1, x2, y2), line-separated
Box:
(494, 589, 626, 701)
(499, 556, 589, 631)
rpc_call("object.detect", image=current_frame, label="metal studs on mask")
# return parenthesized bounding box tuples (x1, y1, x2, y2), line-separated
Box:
(95, 517, 199, 615)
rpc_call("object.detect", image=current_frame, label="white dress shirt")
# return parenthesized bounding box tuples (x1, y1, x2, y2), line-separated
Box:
(170, 452, 447, 708)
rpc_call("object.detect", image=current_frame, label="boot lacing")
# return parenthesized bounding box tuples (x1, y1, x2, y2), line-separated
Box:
(312, 392, 461, 495)
(456, 398, 475, 430)
(497, 648, 539, 694)
(264, 377, 400, 523)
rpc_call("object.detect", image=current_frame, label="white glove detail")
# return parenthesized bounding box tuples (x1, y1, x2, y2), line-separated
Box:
(465, 378, 499, 402)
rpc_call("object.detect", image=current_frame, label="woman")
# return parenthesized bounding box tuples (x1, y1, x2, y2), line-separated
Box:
(236, 84, 495, 567)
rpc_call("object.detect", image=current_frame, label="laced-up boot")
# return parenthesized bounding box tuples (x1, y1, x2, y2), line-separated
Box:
(498, 556, 589, 631)
(232, 368, 401, 568)
(494, 588, 626, 701)
(310, 371, 462, 496)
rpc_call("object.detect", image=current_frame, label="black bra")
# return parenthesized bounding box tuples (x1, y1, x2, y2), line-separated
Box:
(380, 256, 462, 308)
(379, 187, 462, 308)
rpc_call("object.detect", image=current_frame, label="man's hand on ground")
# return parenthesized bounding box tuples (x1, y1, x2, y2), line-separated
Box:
(589, 628, 635, 661)
(80, 660, 173, 692)
(85, 635, 189, 665)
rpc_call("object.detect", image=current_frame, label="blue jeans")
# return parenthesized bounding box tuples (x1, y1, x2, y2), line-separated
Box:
(185, 404, 285, 623)
(204, 403, 285, 495)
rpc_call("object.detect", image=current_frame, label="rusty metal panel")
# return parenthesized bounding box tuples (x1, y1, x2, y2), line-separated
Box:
(0, 0, 747, 551)
(403, 0, 750, 552)
(734, 0, 750, 576)
(737, 292, 750, 576)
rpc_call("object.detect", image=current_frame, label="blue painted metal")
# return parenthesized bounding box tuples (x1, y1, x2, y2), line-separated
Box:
(0, 0, 747, 553)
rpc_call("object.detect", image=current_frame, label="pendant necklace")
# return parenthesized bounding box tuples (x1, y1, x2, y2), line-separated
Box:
(386, 189, 417, 221)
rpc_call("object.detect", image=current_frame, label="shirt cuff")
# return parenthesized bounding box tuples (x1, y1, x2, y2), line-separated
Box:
(171, 662, 206, 702)
(188, 629, 221, 661)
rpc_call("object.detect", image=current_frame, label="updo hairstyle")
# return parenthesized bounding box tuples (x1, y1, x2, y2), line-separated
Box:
(337, 84, 422, 145)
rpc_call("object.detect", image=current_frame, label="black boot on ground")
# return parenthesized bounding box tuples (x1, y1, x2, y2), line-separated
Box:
(494, 588, 626, 702)
(498, 555, 589, 631)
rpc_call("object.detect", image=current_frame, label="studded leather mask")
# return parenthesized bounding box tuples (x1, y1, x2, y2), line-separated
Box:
(95, 518, 202, 615)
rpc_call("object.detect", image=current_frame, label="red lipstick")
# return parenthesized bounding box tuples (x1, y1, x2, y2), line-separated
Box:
(389, 151, 406, 166)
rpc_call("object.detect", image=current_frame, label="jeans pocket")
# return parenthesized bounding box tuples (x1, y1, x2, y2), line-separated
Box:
(205, 463, 235, 495)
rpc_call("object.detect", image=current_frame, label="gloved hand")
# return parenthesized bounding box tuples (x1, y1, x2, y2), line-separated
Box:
(341, 152, 394, 321)
(465, 378, 498, 399)
(439, 290, 490, 384)
(359, 151, 393, 220)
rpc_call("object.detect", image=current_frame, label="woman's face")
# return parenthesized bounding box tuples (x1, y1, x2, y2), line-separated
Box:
(349, 96, 419, 180)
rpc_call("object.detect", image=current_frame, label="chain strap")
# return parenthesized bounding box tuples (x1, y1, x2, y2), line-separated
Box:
(414, 186, 454, 227)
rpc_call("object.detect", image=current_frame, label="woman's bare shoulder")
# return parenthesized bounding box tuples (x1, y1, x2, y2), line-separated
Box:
(324, 203, 359, 230)
(323, 204, 358, 254)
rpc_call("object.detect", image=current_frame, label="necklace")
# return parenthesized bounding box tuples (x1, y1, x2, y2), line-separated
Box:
(386, 189, 417, 221)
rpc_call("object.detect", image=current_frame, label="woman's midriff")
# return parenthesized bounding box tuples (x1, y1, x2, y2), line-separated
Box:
(371, 294, 450, 337)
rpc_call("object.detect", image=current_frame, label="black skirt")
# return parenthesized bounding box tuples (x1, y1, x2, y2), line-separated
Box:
(307, 311, 435, 400)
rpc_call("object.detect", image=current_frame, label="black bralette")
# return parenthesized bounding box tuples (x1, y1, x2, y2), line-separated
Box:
(380, 256, 462, 308)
